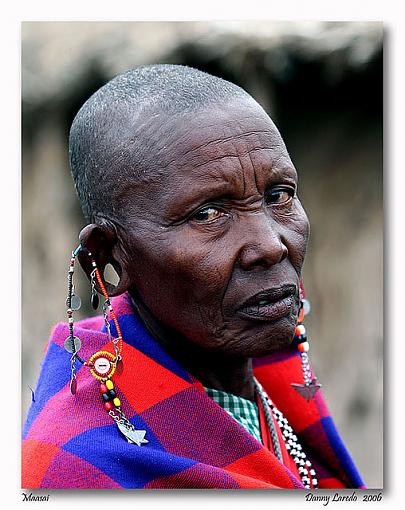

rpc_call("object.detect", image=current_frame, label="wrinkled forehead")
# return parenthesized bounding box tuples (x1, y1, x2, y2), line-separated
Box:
(132, 98, 292, 193)
(162, 99, 287, 164)
(115, 99, 295, 222)
(109, 95, 288, 179)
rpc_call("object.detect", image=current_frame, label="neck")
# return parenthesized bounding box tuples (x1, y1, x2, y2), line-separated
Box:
(129, 292, 255, 401)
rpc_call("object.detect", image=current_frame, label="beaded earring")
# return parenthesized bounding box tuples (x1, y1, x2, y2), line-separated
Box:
(64, 244, 148, 446)
(291, 283, 322, 401)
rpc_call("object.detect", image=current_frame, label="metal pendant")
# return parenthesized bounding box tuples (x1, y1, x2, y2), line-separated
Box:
(91, 291, 99, 310)
(70, 377, 77, 395)
(65, 294, 81, 311)
(291, 378, 322, 401)
(115, 358, 124, 375)
(71, 294, 82, 311)
(117, 421, 148, 446)
(64, 335, 81, 354)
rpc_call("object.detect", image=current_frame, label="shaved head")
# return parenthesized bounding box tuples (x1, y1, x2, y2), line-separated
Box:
(69, 64, 254, 225)
(72, 64, 308, 368)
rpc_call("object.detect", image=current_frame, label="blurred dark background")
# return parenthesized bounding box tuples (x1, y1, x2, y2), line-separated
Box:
(22, 21, 383, 487)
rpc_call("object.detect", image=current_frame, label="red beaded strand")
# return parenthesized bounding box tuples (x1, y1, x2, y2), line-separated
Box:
(64, 245, 148, 446)
(291, 284, 322, 401)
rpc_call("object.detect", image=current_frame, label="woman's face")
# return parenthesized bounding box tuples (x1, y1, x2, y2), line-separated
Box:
(119, 99, 310, 357)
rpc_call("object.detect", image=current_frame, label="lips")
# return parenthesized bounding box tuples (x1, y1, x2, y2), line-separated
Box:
(237, 284, 297, 321)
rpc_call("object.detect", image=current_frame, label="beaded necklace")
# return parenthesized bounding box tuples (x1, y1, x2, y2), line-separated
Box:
(254, 377, 318, 489)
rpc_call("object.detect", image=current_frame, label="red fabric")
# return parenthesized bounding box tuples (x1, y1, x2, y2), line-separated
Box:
(22, 292, 365, 489)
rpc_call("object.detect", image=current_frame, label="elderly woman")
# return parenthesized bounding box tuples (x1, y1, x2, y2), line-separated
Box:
(22, 65, 365, 489)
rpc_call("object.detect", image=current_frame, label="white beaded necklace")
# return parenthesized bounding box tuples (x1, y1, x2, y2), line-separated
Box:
(254, 377, 318, 489)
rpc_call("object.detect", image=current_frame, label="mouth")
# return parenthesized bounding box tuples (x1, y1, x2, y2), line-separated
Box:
(236, 284, 297, 322)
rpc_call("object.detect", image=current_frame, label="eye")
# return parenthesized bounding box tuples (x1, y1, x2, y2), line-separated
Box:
(265, 186, 295, 206)
(191, 206, 226, 223)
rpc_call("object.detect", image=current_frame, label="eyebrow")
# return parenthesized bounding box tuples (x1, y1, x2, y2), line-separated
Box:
(163, 173, 238, 220)
(162, 154, 297, 222)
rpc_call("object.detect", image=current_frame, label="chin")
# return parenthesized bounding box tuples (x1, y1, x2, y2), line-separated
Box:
(220, 315, 297, 358)
(253, 332, 295, 358)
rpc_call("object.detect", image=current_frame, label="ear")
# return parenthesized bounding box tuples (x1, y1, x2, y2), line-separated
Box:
(78, 223, 131, 297)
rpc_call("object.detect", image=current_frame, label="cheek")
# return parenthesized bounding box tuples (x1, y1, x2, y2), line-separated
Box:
(282, 201, 310, 271)
(130, 232, 232, 314)
(130, 232, 236, 346)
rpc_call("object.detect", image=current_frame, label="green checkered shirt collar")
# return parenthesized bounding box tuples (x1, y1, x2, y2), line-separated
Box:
(204, 386, 262, 444)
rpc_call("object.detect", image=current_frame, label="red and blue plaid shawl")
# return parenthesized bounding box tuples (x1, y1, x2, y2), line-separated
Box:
(22, 292, 365, 489)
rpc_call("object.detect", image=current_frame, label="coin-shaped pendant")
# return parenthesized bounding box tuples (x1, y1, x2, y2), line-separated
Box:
(64, 335, 81, 353)
(66, 294, 82, 311)
(70, 378, 77, 395)
(91, 292, 99, 310)
(71, 294, 82, 310)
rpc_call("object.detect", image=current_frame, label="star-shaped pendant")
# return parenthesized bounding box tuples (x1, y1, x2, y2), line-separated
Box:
(117, 422, 149, 445)
(291, 378, 322, 401)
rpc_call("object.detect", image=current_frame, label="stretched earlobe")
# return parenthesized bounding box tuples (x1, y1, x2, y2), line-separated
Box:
(78, 223, 131, 297)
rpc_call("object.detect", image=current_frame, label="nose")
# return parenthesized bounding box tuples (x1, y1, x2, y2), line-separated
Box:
(238, 213, 288, 271)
